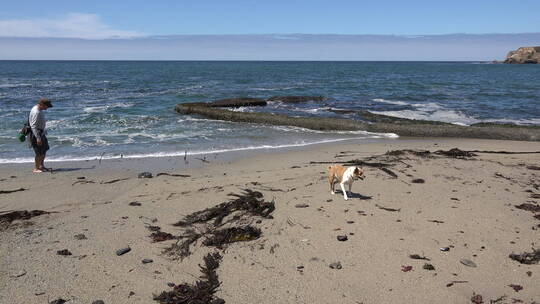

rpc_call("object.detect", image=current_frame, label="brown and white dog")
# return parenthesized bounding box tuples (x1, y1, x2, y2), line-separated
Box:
(328, 165, 365, 200)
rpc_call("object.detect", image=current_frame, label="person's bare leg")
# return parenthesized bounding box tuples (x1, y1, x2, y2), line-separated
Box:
(33, 155, 44, 173)
(38, 154, 48, 171)
(41, 154, 45, 170)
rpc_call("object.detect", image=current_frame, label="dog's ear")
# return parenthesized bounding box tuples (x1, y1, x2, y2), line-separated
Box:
(354, 167, 359, 174)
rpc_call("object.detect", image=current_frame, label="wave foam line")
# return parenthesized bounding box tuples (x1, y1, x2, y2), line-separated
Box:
(0, 135, 398, 164)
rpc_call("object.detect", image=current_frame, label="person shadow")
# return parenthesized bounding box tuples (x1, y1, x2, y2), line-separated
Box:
(51, 166, 95, 173)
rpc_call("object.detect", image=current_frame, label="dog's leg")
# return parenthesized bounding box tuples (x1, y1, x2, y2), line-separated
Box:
(340, 182, 348, 200)
(348, 182, 352, 194)
(329, 176, 335, 194)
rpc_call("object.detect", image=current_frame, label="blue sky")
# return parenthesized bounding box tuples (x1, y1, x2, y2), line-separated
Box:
(0, 0, 539, 36)
(0, 1, 539, 60)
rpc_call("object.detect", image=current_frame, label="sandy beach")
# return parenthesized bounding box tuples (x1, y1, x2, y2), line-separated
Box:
(1, 138, 539, 304)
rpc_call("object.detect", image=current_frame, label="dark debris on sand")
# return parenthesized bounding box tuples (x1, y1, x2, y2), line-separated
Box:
(409, 254, 430, 261)
(161, 189, 274, 259)
(151, 231, 177, 243)
(0, 187, 27, 194)
(203, 226, 261, 248)
(0, 210, 50, 229)
(509, 248, 540, 265)
(173, 189, 274, 228)
(153, 252, 225, 304)
(434, 148, 477, 158)
(515, 203, 540, 213)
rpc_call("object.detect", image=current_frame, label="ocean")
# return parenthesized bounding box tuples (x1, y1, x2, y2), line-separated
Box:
(1, 61, 539, 163)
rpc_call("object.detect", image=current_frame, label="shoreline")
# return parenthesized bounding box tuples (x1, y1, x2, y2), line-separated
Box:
(1, 137, 539, 303)
(1, 136, 539, 174)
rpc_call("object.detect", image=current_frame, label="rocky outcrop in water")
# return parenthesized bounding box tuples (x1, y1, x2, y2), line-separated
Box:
(208, 97, 267, 107)
(175, 101, 540, 141)
(267, 96, 327, 103)
(504, 47, 540, 64)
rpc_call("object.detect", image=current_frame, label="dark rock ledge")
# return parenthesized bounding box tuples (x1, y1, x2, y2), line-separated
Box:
(175, 96, 539, 142)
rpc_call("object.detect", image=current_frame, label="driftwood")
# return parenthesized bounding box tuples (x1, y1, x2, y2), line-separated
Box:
(153, 252, 224, 304)
(100, 178, 129, 184)
(72, 180, 95, 186)
(0, 188, 27, 194)
(375, 204, 401, 212)
(157, 173, 191, 178)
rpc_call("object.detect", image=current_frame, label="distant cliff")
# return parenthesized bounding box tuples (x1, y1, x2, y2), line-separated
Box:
(504, 46, 540, 64)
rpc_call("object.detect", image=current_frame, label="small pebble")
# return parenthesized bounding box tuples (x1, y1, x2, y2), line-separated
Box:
(294, 203, 309, 208)
(329, 262, 342, 269)
(74, 234, 87, 240)
(92, 301, 105, 304)
(142, 259, 153, 264)
(460, 258, 477, 267)
(138, 172, 153, 178)
(116, 247, 131, 256)
(337, 235, 348, 241)
(57, 249, 72, 256)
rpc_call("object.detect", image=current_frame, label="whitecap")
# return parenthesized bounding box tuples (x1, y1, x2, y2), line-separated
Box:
(373, 98, 409, 106)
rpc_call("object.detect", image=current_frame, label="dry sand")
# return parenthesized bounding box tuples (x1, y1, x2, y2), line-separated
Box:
(1, 138, 539, 304)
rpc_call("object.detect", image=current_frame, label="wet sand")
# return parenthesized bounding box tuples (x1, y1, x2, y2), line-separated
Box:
(1, 138, 539, 303)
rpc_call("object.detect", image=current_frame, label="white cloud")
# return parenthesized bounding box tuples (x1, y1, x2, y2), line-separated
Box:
(0, 13, 146, 39)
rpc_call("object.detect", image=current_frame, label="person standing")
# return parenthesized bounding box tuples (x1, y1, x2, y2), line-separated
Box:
(29, 98, 53, 173)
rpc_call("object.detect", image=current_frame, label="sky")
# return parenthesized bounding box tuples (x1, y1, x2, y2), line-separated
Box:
(0, 0, 539, 60)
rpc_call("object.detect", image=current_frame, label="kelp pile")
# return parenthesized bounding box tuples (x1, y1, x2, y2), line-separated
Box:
(158, 189, 274, 259)
(202, 226, 262, 248)
(0, 210, 50, 230)
(153, 190, 275, 303)
(153, 252, 225, 304)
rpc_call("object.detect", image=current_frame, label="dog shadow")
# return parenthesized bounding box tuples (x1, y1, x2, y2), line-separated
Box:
(336, 190, 372, 200)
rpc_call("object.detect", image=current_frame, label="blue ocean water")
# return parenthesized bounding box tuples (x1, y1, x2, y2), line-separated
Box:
(1, 61, 539, 163)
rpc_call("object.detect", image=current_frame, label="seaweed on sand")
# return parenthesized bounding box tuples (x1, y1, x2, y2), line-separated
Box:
(0, 210, 50, 229)
(385, 150, 431, 157)
(153, 252, 225, 304)
(203, 226, 261, 248)
(509, 248, 540, 265)
(434, 148, 477, 158)
(515, 203, 540, 213)
(151, 231, 177, 242)
(173, 189, 274, 227)
(164, 190, 274, 259)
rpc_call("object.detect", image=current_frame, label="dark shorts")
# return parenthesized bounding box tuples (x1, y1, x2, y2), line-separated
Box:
(30, 134, 50, 156)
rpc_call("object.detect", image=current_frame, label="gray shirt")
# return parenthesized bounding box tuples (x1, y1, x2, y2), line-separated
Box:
(29, 105, 46, 140)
